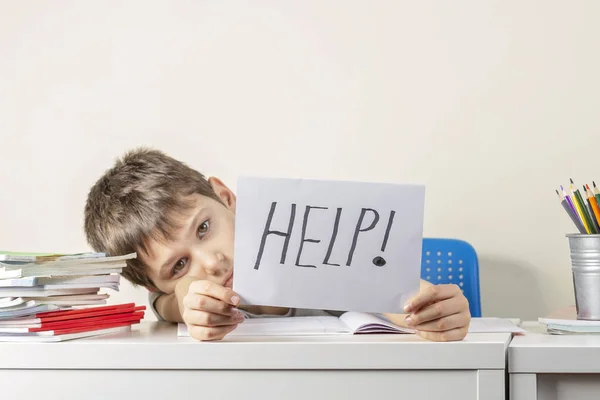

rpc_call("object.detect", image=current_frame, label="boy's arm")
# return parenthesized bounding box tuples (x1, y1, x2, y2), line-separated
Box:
(152, 277, 289, 324)
(154, 292, 183, 323)
(384, 279, 471, 341)
(153, 276, 198, 323)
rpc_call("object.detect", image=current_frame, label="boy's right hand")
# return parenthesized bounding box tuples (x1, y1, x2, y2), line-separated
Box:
(174, 276, 245, 341)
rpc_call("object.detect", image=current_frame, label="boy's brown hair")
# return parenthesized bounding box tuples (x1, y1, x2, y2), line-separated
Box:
(84, 148, 222, 290)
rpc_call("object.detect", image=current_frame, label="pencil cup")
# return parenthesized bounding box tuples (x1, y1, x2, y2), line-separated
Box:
(566, 234, 600, 320)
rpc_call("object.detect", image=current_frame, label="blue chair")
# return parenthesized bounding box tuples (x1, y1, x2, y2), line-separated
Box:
(421, 238, 482, 317)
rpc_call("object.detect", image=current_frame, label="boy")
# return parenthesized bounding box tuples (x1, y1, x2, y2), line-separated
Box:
(84, 148, 471, 342)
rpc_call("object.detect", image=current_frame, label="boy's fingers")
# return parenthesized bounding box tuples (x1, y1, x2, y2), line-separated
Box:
(404, 284, 460, 313)
(189, 280, 240, 306)
(183, 292, 238, 316)
(415, 327, 468, 342)
(406, 297, 468, 326)
(410, 311, 470, 332)
(189, 323, 239, 341)
(183, 309, 245, 327)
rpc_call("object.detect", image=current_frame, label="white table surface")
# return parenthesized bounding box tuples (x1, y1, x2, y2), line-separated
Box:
(0, 321, 512, 370)
(509, 321, 600, 373)
(0, 321, 512, 400)
(509, 321, 600, 400)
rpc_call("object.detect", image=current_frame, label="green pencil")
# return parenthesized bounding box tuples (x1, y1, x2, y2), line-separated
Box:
(572, 179, 597, 234)
(593, 181, 600, 207)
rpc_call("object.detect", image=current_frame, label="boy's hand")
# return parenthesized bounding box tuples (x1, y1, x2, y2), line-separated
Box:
(403, 283, 471, 342)
(175, 277, 245, 341)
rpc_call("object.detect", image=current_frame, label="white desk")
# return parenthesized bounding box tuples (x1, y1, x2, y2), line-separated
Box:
(509, 321, 600, 400)
(0, 321, 511, 400)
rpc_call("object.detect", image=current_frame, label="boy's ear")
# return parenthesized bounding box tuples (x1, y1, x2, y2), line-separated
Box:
(208, 176, 236, 211)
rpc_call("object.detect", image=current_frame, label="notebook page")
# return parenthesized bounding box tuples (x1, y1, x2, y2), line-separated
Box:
(339, 312, 414, 333)
(340, 313, 527, 334)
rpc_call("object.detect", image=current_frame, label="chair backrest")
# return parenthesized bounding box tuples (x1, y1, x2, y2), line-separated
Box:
(421, 238, 482, 317)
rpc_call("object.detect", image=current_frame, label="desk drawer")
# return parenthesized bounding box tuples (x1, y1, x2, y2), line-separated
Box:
(0, 369, 496, 400)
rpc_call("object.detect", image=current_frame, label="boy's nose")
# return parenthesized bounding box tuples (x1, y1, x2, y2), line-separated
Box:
(198, 252, 225, 275)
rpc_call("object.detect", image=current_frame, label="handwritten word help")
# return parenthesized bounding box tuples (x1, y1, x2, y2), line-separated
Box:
(253, 203, 396, 270)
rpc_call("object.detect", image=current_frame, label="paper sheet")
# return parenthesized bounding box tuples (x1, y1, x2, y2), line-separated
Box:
(467, 317, 527, 333)
(232, 177, 425, 314)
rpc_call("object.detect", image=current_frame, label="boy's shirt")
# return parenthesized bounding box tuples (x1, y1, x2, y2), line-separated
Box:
(148, 291, 344, 321)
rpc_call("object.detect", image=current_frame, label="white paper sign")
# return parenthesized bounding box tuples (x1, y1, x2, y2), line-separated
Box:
(232, 177, 425, 314)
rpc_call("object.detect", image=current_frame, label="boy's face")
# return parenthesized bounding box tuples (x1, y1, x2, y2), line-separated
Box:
(141, 177, 237, 295)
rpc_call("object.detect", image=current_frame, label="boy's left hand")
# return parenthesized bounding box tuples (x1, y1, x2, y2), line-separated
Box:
(402, 283, 471, 342)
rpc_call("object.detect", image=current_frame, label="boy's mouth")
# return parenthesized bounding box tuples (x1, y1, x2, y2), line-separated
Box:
(223, 272, 234, 288)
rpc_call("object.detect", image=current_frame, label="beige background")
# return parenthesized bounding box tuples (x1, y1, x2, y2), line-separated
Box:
(1, 1, 598, 321)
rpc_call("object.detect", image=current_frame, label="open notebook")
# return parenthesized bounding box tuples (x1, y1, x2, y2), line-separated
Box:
(177, 312, 525, 337)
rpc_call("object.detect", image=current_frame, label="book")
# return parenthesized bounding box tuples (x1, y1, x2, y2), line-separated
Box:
(20, 293, 110, 306)
(0, 287, 100, 298)
(0, 303, 146, 341)
(177, 313, 526, 337)
(0, 251, 110, 263)
(0, 310, 144, 333)
(539, 305, 600, 334)
(0, 252, 135, 279)
(0, 303, 61, 319)
(0, 325, 133, 342)
(0, 303, 143, 326)
(0, 274, 120, 288)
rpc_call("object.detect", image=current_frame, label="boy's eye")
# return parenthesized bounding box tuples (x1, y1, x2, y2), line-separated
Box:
(172, 258, 188, 276)
(197, 220, 210, 238)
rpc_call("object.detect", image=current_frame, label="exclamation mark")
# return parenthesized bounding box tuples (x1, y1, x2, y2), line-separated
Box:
(372, 210, 395, 267)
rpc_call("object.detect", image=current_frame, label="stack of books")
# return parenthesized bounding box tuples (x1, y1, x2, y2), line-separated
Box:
(0, 251, 145, 341)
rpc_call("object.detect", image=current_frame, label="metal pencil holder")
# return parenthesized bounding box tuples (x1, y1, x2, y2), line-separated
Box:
(566, 234, 600, 320)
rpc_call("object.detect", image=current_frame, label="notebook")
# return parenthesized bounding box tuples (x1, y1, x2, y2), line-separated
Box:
(539, 305, 600, 334)
(177, 312, 526, 337)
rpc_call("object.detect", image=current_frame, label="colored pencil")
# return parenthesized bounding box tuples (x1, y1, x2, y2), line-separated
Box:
(561, 185, 578, 216)
(585, 184, 600, 232)
(562, 185, 585, 231)
(557, 190, 586, 234)
(570, 179, 595, 234)
(571, 180, 592, 234)
(594, 181, 600, 207)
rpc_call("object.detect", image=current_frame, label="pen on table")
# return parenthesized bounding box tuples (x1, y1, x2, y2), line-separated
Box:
(585, 184, 600, 232)
(557, 189, 586, 234)
(569, 179, 593, 234)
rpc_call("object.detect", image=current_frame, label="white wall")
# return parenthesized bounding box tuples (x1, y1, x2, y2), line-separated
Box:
(1, 1, 599, 321)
